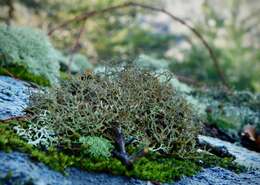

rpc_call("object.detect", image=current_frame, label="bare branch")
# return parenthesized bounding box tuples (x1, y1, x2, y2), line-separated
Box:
(48, 1, 230, 89)
(6, 0, 15, 25)
(67, 21, 86, 75)
(112, 127, 148, 169)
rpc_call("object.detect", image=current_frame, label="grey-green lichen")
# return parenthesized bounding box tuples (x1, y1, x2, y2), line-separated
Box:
(28, 64, 201, 157)
(79, 136, 114, 158)
(194, 89, 260, 140)
(60, 53, 93, 74)
(13, 121, 58, 148)
(0, 24, 63, 85)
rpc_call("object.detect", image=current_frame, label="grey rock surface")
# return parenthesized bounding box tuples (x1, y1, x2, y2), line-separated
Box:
(0, 151, 146, 185)
(198, 135, 260, 169)
(1, 151, 260, 185)
(174, 167, 260, 185)
(0, 76, 32, 120)
(1, 76, 260, 185)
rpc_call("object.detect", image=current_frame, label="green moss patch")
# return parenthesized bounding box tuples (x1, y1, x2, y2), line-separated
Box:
(0, 121, 245, 183)
(0, 65, 50, 86)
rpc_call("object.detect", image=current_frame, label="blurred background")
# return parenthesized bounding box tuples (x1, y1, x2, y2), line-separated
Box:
(0, 0, 260, 92)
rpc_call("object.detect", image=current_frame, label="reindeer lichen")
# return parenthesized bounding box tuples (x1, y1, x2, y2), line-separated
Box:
(28, 65, 201, 157)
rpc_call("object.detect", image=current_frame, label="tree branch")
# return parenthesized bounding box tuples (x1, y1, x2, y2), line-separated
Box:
(112, 127, 148, 169)
(6, 0, 15, 25)
(48, 1, 229, 89)
(67, 21, 86, 75)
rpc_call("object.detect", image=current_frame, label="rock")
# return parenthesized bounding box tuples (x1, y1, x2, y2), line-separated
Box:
(198, 135, 260, 169)
(0, 76, 32, 120)
(1, 151, 260, 185)
(1, 76, 260, 184)
(0, 151, 146, 185)
(173, 167, 260, 185)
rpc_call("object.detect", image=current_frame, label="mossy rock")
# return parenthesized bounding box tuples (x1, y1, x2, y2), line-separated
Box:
(0, 121, 245, 183)
(0, 24, 63, 86)
(0, 65, 50, 86)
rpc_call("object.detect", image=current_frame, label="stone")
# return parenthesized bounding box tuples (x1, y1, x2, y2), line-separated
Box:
(198, 135, 260, 170)
(0, 151, 146, 185)
(174, 167, 260, 185)
(0, 76, 32, 120)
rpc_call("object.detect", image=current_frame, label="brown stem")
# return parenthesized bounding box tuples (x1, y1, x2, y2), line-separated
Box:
(67, 21, 86, 75)
(112, 127, 148, 169)
(48, 1, 229, 89)
(6, 0, 15, 25)
(0, 115, 31, 122)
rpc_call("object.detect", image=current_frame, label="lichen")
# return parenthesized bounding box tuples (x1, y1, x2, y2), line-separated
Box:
(79, 136, 114, 158)
(133, 55, 205, 115)
(60, 53, 93, 74)
(13, 122, 58, 149)
(196, 89, 260, 140)
(28, 65, 201, 157)
(0, 24, 62, 85)
(135, 54, 169, 70)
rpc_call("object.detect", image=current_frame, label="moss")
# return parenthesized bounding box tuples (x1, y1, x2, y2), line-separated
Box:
(0, 65, 50, 86)
(207, 113, 237, 130)
(79, 136, 114, 158)
(0, 121, 245, 183)
(192, 152, 245, 174)
(59, 71, 71, 81)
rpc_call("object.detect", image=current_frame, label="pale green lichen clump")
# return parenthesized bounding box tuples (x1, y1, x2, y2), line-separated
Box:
(79, 136, 114, 158)
(0, 24, 62, 85)
(59, 53, 93, 74)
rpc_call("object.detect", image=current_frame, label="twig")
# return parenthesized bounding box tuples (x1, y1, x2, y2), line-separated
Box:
(112, 127, 148, 169)
(175, 74, 202, 86)
(0, 115, 31, 123)
(6, 0, 15, 25)
(48, 1, 229, 89)
(67, 21, 86, 75)
(240, 8, 260, 26)
(1, 68, 16, 78)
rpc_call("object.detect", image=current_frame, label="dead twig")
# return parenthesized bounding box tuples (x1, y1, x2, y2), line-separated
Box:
(67, 21, 87, 75)
(112, 127, 148, 169)
(48, 1, 229, 89)
(6, 0, 15, 25)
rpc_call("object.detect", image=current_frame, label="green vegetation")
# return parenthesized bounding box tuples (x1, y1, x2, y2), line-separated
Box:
(0, 65, 50, 86)
(194, 89, 260, 140)
(0, 25, 62, 86)
(79, 136, 114, 158)
(0, 0, 258, 183)
(60, 53, 93, 74)
(170, 1, 260, 92)
(0, 122, 245, 183)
